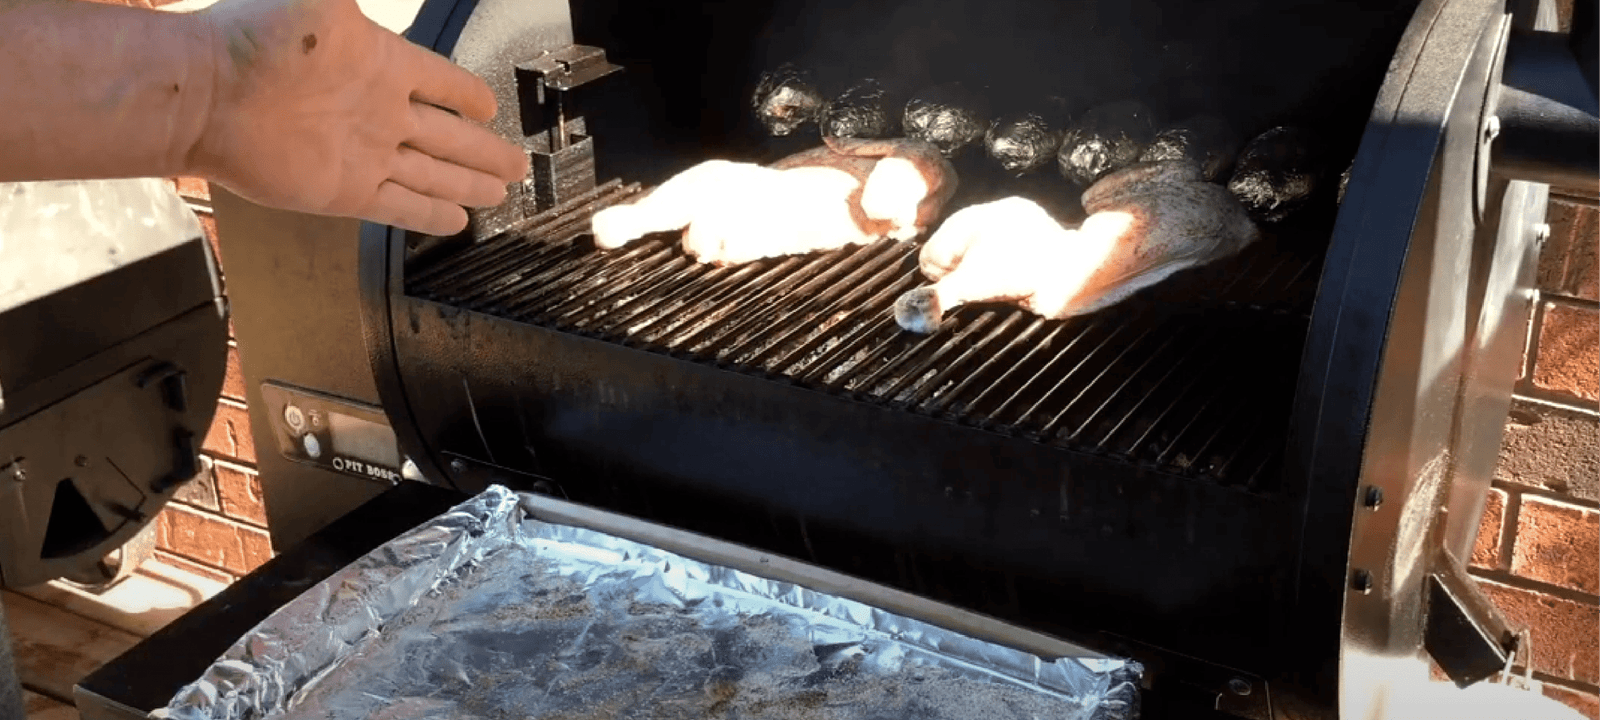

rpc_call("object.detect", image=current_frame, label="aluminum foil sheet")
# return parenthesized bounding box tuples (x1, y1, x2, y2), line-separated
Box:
(155, 485, 1141, 720)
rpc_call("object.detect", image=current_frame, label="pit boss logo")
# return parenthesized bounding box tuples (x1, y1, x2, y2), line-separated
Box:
(330, 456, 400, 482)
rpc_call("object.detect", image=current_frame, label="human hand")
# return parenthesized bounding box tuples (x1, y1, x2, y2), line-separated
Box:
(188, 0, 528, 235)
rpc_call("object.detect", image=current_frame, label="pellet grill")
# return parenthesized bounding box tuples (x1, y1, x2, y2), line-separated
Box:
(69, 0, 1600, 718)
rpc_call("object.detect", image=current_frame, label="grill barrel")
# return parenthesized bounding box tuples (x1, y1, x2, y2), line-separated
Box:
(333, 0, 1565, 717)
(407, 190, 1323, 491)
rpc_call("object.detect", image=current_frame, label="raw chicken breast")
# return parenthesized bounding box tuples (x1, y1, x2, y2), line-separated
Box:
(895, 159, 1258, 333)
(591, 138, 957, 266)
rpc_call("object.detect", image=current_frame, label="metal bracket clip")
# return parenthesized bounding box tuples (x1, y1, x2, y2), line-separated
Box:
(512, 45, 623, 213)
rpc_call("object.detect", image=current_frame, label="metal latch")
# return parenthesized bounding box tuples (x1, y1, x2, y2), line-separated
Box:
(510, 45, 623, 213)
(1423, 544, 1520, 687)
(519, 45, 622, 96)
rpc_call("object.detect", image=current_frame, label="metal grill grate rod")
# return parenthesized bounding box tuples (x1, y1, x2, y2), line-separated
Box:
(895, 311, 1030, 409)
(699, 244, 906, 362)
(1044, 327, 1187, 441)
(959, 321, 1083, 425)
(1153, 370, 1240, 467)
(867, 312, 1002, 400)
(410, 181, 631, 291)
(918, 316, 1048, 415)
(545, 244, 687, 327)
(1118, 346, 1231, 456)
(453, 212, 616, 309)
(997, 321, 1134, 428)
(741, 261, 911, 372)
(636, 255, 813, 345)
(482, 239, 648, 316)
(1086, 328, 1214, 451)
(789, 271, 923, 384)
(589, 263, 737, 337)
(420, 234, 576, 303)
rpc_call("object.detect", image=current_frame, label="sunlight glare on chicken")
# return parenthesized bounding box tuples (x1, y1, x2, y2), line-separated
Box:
(895, 159, 1260, 333)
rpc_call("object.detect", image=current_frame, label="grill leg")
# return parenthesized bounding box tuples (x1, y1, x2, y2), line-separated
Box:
(0, 598, 22, 720)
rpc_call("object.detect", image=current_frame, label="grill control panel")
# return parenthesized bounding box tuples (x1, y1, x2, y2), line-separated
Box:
(260, 381, 417, 485)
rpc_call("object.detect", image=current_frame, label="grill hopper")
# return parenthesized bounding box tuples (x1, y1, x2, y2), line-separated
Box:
(352, 0, 1555, 717)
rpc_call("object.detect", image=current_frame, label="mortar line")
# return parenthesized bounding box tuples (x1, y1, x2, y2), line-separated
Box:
(1492, 478, 1600, 510)
(1495, 489, 1522, 573)
(1469, 567, 1600, 605)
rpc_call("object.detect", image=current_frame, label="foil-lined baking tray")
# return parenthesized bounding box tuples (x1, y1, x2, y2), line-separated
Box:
(154, 485, 1142, 719)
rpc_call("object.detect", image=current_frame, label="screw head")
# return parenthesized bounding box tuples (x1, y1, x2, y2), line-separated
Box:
(1364, 486, 1384, 509)
(75, 455, 90, 468)
(1351, 569, 1374, 594)
(1227, 678, 1252, 696)
(449, 459, 468, 474)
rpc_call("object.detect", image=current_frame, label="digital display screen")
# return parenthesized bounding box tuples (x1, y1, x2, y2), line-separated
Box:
(329, 412, 400, 468)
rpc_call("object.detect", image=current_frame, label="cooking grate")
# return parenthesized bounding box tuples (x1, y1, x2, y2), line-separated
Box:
(407, 180, 1322, 491)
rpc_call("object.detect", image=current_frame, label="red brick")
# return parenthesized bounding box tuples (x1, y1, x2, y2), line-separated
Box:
(155, 505, 255, 575)
(1479, 579, 1600, 684)
(1541, 201, 1599, 302)
(222, 344, 247, 402)
(215, 462, 268, 528)
(1496, 401, 1600, 501)
(1543, 683, 1600, 719)
(238, 524, 274, 574)
(1533, 304, 1599, 402)
(153, 550, 236, 585)
(198, 212, 222, 269)
(1512, 496, 1600, 595)
(1472, 487, 1509, 570)
(202, 400, 256, 465)
(171, 176, 211, 201)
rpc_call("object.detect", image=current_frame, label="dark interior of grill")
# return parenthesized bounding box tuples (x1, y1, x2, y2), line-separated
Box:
(387, 0, 1428, 704)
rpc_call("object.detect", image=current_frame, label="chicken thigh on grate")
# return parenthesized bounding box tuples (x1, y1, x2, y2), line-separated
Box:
(590, 137, 957, 267)
(894, 159, 1259, 333)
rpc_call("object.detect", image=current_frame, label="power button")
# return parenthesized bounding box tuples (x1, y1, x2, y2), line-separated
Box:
(284, 404, 307, 434)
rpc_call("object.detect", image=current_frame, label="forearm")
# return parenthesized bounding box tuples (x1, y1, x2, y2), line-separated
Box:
(0, 0, 214, 182)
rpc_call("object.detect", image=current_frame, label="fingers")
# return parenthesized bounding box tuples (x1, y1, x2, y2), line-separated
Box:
(403, 42, 500, 123)
(409, 101, 528, 183)
(369, 180, 469, 236)
(391, 145, 508, 209)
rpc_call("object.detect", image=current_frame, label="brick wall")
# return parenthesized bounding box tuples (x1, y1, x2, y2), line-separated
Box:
(1467, 195, 1600, 718)
(155, 177, 275, 585)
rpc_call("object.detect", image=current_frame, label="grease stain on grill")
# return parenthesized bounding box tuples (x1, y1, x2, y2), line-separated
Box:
(406, 182, 1322, 490)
